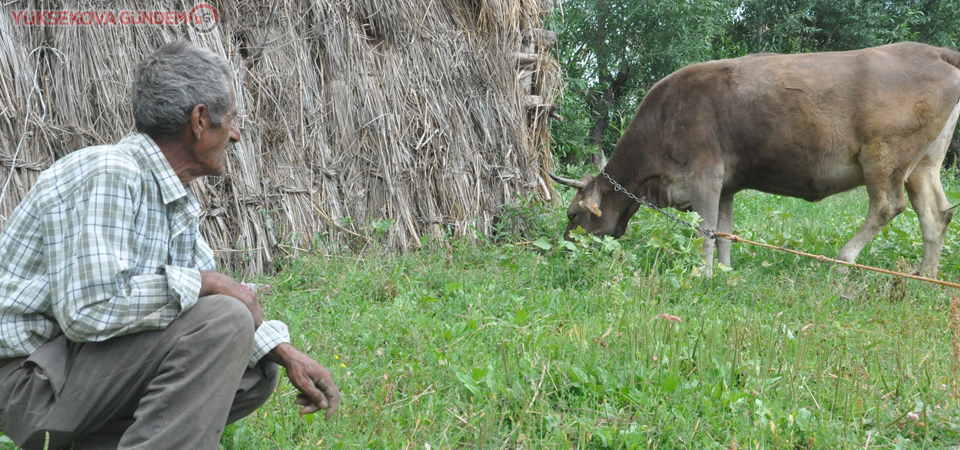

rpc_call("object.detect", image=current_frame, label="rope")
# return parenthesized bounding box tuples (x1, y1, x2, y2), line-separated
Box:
(598, 170, 960, 289)
(714, 232, 960, 289)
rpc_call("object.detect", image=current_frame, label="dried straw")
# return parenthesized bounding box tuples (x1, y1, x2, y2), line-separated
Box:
(0, 0, 560, 276)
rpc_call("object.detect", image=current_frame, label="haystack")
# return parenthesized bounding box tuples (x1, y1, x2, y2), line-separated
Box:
(0, 0, 560, 276)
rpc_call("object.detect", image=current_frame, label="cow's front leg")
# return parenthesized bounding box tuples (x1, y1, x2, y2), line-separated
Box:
(691, 185, 722, 277)
(717, 194, 734, 267)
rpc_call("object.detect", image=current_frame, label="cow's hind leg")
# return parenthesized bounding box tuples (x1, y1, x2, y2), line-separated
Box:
(906, 162, 953, 277)
(905, 99, 960, 277)
(836, 142, 908, 271)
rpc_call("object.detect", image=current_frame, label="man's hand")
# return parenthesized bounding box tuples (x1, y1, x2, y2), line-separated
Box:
(198, 270, 264, 328)
(268, 343, 341, 420)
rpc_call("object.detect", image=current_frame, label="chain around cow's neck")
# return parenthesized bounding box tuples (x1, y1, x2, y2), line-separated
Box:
(598, 168, 718, 238)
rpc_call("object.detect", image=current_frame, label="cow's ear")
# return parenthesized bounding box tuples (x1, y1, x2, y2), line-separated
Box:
(579, 187, 603, 217)
(598, 152, 607, 171)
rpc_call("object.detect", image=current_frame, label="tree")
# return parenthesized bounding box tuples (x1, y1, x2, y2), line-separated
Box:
(552, 0, 960, 167)
(552, 0, 731, 165)
(724, 0, 924, 53)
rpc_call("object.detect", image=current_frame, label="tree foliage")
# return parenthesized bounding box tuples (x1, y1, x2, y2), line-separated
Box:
(553, 0, 730, 164)
(551, 0, 960, 165)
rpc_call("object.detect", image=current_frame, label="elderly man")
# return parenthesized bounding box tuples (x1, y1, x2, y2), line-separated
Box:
(0, 41, 339, 449)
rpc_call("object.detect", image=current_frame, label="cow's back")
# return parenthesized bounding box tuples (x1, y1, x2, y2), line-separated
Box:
(636, 42, 960, 201)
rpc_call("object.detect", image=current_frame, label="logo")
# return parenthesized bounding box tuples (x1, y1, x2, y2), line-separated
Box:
(188, 4, 219, 33)
(10, 3, 220, 33)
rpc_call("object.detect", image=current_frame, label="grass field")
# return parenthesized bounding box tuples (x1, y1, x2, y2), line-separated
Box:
(220, 172, 960, 449)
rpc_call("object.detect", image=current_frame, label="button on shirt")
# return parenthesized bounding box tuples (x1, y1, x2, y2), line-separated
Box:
(0, 133, 288, 367)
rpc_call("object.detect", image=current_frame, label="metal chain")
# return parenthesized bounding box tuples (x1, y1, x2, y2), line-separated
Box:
(600, 169, 720, 238)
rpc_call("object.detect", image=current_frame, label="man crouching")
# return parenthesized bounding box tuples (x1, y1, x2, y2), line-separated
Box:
(0, 40, 339, 449)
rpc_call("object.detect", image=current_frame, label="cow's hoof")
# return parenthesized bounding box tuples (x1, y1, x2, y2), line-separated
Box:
(833, 264, 851, 275)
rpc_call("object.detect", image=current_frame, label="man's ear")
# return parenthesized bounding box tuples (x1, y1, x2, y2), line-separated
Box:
(190, 104, 207, 139)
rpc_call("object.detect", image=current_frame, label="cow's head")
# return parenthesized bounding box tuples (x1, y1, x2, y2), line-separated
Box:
(550, 172, 643, 240)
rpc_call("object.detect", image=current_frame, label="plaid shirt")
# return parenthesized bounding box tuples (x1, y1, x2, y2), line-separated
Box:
(0, 133, 288, 367)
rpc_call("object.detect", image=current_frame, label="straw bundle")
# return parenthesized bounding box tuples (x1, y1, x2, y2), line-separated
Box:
(0, 0, 559, 276)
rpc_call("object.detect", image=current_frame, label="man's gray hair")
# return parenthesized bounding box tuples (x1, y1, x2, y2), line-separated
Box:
(133, 41, 234, 137)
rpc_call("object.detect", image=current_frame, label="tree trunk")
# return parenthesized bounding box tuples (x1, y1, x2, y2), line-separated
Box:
(584, 0, 630, 163)
(587, 69, 630, 158)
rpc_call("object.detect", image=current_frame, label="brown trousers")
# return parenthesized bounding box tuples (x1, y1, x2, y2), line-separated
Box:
(0, 295, 278, 450)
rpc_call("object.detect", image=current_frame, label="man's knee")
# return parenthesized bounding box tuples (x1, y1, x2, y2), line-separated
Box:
(195, 294, 255, 324)
(189, 295, 256, 343)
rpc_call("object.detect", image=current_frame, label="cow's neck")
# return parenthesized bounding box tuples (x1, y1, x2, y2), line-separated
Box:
(602, 155, 649, 198)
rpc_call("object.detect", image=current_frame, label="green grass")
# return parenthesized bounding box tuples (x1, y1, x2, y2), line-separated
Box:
(221, 175, 960, 449)
(0, 179, 956, 449)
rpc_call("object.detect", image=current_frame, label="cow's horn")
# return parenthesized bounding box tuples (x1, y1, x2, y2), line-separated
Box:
(549, 173, 586, 189)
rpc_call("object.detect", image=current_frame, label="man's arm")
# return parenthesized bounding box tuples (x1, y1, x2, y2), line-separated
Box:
(53, 171, 200, 341)
(53, 171, 262, 343)
(198, 271, 293, 369)
(267, 343, 341, 420)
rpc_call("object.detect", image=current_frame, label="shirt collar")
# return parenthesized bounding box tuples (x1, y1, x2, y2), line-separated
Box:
(124, 133, 189, 205)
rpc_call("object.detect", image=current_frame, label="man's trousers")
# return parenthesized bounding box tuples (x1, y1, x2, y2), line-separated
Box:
(0, 295, 278, 450)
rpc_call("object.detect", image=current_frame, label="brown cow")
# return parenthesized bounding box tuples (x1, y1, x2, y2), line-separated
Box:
(552, 42, 960, 277)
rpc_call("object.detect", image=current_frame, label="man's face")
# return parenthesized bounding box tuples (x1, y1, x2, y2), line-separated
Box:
(191, 92, 240, 177)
